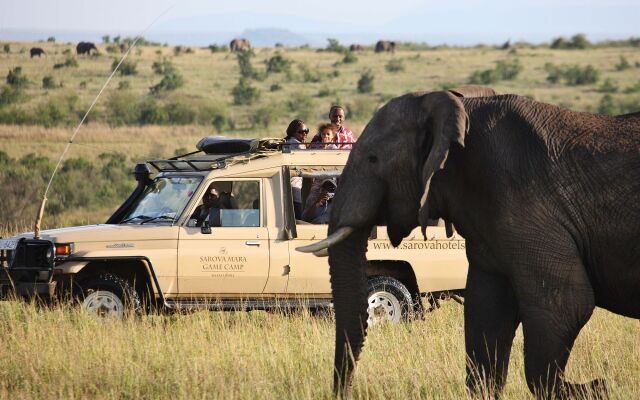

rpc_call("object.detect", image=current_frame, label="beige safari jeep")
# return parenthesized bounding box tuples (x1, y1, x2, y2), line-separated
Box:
(0, 137, 467, 322)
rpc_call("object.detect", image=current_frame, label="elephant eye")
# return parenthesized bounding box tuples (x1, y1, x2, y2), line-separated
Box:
(368, 155, 378, 164)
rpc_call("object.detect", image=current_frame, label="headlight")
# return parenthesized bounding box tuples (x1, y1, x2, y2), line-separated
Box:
(54, 243, 74, 258)
(46, 247, 54, 262)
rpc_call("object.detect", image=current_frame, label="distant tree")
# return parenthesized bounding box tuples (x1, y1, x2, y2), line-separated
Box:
(357, 69, 374, 93)
(102, 35, 111, 44)
(326, 38, 346, 54)
(2, 44, 10, 54)
(46, 36, 56, 43)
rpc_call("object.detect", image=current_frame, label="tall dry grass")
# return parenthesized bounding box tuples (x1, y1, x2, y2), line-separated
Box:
(0, 301, 636, 399)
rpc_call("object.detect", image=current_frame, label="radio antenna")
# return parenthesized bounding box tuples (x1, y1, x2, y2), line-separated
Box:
(33, 5, 175, 239)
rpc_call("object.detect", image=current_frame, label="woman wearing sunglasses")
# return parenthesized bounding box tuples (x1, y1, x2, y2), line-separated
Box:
(284, 119, 309, 219)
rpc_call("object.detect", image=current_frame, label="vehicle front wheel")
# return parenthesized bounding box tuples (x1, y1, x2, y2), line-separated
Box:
(366, 276, 413, 325)
(79, 273, 142, 318)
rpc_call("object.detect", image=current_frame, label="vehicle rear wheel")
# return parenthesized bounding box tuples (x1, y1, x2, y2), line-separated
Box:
(79, 273, 141, 318)
(366, 276, 413, 325)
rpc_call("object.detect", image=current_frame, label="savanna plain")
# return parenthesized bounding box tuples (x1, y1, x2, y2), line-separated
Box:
(0, 38, 639, 399)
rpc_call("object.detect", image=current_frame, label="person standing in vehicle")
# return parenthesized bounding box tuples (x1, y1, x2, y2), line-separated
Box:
(316, 106, 355, 149)
(284, 119, 309, 218)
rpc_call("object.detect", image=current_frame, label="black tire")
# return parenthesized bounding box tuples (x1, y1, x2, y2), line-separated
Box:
(78, 273, 142, 318)
(366, 276, 413, 325)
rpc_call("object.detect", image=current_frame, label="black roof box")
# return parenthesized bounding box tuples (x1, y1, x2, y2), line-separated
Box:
(196, 136, 259, 155)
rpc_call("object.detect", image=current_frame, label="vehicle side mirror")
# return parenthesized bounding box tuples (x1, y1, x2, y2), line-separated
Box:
(201, 221, 212, 234)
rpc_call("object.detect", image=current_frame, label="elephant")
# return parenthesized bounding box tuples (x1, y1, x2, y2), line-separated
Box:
(229, 38, 251, 52)
(30, 47, 45, 58)
(349, 44, 364, 52)
(375, 40, 395, 53)
(76, 41, 97, 55)
(298, 86, 640, 398)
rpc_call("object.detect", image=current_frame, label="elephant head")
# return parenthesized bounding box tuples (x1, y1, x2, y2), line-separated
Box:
(297, 86, 496, 397)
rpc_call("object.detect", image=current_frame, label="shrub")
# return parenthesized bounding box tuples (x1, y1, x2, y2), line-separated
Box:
(317, 87, 336, 97)
(102, 35, 111, 44)
(563, 65, 599, 85)
(342, 52, 358, 64)
(149, 69, 184, 94)
(550, 34, 590, 49)
(265, 53, 292, 74)
(326, 38, 346, 54)
(173, 46, 184, 56)
(6, 67, 28, 87)
(0, 86, 25, 106)
(106, 90, 139, 125)
(286, 93, 315, 122)
(615, 56, 631, 71)
(42, 75, 58, 89)
(34, 99, 71, 127)
(165, 101, 196, 124)
(250, 103, 279, 129)
(385, 58, 405, 73)
(62, 48, 72, 55)
(47, 36, 56, 42)
(53, 56, 78, 69)
(232, 78, 260, 105)
(152, 58, 175, 75)
(196, 101, 228, 132)
(346, 97, 379, 121)
(598, 79, 618, 93)
(598, 95, 640, 115)
(545, 63, 563, 84)
(357, 69, 375, 93)
(270, 83, 282, 92)
(298, 63, 322, 83)
(236, 50, 256, 79)
(117, 81, 130, 90)
(112, 58, 137, 76)
(138, 98, 167, 124)
(208, 44, 226, 53)
(469, 59, 522, 84)
(2, 44, 9, 54)
(624, 82, 640, 94)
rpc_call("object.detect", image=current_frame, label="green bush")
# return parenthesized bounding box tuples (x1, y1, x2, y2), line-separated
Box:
(152, 58, 175, 75)
(563, 65, 599, 85)
(34, 100, 69, 127)
(250, 103, 279, 129)
(53, 56, 78, 69)
(232, 78, 260, 105)
(106, 90, 139, 125)
(286, 93, 315, 121)
(236, 50, 257, 79)
(208, 44, 226, 53)
(357, 69, 375, 93)
(138, 98, 167, 124)
(196, 101, 228, 132)
(0, 85, 26, 106)
(326, 39, 346, 54)
(342, 52, 358, 64)
(3, 44, 9, 54)
(598, 79, 618, 93)
(469, 59, 522, 84)
(47, 36, 56, 42)
(597, 95, 640, 115)
(6, 67, 28, 87)
(298, 63, 323, 83)
(112, 58, 137, 76)
(165, 101, 196, 124)
(102, 35, 111, 44)
(615, 56, 631, 71)
(149, 69, 184, 94)
(265, 52, 292, 74)
(624, 82, 640, 94)
(42, 75, 58, 89)
(270, 83, 282, 92)
(385, 59, 405, 73)
(317, 87, 336, 97)
(550, 34, 591, 49)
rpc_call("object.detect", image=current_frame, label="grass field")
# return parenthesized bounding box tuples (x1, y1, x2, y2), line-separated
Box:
(0, 300, 637, 399)
(0, 40, 639, 399)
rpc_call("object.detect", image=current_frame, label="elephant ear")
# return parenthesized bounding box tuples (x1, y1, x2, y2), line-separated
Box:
(417, 91, 469, 239)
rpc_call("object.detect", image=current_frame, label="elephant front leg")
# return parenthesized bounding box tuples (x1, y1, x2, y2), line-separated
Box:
(464, 265, 520, 399)
(514, 245, 607, 399)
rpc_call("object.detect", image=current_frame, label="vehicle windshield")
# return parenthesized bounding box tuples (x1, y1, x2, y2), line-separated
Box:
(122, 176, 202, 224)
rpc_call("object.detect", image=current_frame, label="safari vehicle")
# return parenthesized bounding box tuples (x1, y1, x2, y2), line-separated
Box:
(0, 137, 468, 323)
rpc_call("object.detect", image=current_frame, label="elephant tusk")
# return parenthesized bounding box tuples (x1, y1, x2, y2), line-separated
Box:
(313, 248, 329, 257)
(295, 226, 354, 253)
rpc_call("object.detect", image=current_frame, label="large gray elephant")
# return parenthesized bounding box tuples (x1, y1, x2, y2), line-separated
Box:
(76, 41, 97, 55)
(298, 87, 640, 398)
(229, 38, 251, 52)
(375, 40, 395, 53)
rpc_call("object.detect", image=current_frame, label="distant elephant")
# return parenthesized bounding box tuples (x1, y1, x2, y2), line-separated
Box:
(229, 38, 251, 52)
(349, 44, 364, 52)
(30, 47, 45, 58)
(374, 40, 395, 53)
(76, 41, 97, 55)
(298, 86, 640, 399)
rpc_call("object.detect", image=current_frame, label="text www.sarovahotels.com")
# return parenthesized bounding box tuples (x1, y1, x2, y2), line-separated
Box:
(371, 240, 466, 250)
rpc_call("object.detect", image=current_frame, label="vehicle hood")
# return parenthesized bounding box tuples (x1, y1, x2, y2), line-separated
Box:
(10, 224, 179, 244)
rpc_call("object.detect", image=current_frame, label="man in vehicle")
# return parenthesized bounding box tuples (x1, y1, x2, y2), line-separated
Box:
(302, 178, 337, 224)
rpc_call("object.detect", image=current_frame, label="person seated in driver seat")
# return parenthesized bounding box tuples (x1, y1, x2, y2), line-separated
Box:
(193, 183, 236, 227)
(302, 178, 337, 224)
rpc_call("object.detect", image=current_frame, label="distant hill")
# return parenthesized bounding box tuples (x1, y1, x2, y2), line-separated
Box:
(236, 28, 310, 47)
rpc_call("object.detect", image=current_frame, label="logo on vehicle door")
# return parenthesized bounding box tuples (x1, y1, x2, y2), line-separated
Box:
(219, 247, 228, 255)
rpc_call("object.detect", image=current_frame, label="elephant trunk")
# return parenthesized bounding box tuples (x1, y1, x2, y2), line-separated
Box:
(328, 226, 371, 398)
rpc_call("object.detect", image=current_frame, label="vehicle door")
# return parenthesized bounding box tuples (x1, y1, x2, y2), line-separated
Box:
(177, 179, 269, 296)
(286, 166, 342, 295)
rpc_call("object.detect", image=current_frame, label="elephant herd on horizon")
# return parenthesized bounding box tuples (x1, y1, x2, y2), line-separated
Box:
(28, 41, 97, 59)
(298, 84, 640, 399)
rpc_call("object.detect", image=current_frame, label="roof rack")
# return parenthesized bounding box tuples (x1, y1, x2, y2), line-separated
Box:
(147, 137, 283, 172)
(146, 136, 353, 172)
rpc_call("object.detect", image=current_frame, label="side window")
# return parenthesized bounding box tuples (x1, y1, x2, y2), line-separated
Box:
(187, 180, 261, 228)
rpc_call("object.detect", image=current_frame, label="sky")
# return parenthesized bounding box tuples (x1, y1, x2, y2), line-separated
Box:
(1, 0, 638, 46)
